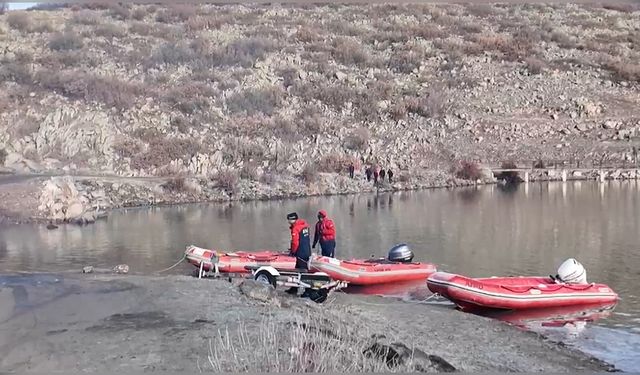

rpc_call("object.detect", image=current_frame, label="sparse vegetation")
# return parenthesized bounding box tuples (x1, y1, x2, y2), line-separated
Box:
(226, 87, 283, 116)
(345, 127, 370, 151)
(301, 162, 318, 183)
(455, 161, 482, 181)
(162, 177, 186, 192)
(7, 12, 32, 32)
(0, 148, 7, 166)
(48, 31, 84, 51)
(215, 169, 239, 193)
(0, 2, 638, 194)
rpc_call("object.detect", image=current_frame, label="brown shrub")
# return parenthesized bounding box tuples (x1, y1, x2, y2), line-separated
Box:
(602, 3, 638, 12)
(151, 24, 185, 42)
(387, 50, 423, 74)
(48, 31, 83, 51)
(163, 82, 217, 114)
(301, 163, 318, 183)
(389, 102, 407, 121)
(226, 86, 284, 116)
(94, 23, 125, 39)
(147, 42, 195, 67)
(7, 12, 32, 32)
(0, 62, 33, 84)
(404, 89, 450, 119)
(162, 177, 186, 192)
(208, 37, 277, 68)
(240, 162, 259, 181)
(130, 137, 203, 170)
(38, 70, 141, 110)
(465, 3, 497, 17)
(108, 3, 130, 20)
(215, 169, 239, 193)
(295, 26, 321, 43)
(129, 22, 152, 36)
(533, 159, 545, 169)
(112, 138, 141, 159)
(186, 16, 209, 32)
(317, 154, 349, 173)
(279, 68, 299, 88)
(156, 4, 196, 23)
(345, 127, 370, 151)
(524, 57, 546, 74)
(605, 61, 640, 82)
(455, 160, 481, 180)
(131, 7, 147, 20)
(551, 31, 577, 49)
(292, 81, 355, 110)
(332, 37, 371, 67)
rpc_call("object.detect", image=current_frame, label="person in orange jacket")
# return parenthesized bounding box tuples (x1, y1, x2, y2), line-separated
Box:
(312, 210, 336, 258)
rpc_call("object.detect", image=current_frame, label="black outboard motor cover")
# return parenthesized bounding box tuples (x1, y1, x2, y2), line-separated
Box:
(388, 243, 414, 263)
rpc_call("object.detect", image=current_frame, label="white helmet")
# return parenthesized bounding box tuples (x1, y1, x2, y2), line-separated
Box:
(556, 258, 588, 284)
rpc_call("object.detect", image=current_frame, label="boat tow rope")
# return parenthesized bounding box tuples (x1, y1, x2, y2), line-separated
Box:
(155, 254, 187, 274)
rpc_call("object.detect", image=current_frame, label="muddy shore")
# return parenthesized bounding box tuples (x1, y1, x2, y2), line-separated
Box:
(0, 273, 614, 372)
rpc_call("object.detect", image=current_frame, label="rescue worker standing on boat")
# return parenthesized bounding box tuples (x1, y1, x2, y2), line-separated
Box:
(313, 210, 336, 258)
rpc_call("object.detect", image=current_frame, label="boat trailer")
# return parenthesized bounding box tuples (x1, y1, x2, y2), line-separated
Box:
(245, 265, 348, 303)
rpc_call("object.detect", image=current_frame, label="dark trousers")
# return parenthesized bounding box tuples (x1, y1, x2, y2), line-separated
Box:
(294, 255, 309, 270)
(320, 240, 336, 258)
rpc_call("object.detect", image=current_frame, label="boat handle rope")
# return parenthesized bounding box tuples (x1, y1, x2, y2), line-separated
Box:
(499, 283, 595, 294)
(156, 253, 187, 273)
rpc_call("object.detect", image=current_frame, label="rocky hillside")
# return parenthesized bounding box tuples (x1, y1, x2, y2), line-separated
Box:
(1, 2, 639, 221)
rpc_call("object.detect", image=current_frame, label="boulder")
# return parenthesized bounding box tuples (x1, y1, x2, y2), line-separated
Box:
(575, 123, 589, 132)
(82, 266, 94, 274)
(113, 264, 129, 274)
(66, 201, 85, 221)
(363, 339, 456, 372)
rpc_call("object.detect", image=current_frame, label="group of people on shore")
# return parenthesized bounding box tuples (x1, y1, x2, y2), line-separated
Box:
(347, 162, 394, 184)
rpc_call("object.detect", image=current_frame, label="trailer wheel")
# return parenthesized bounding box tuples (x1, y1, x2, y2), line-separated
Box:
(306, 289, 328, 303)
(254, 270, 276, 288)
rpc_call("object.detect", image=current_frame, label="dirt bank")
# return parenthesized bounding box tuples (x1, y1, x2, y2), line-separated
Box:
(0, 273, 614, 372)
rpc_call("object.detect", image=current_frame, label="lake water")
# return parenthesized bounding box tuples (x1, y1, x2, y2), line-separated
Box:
(1, 181, 639, 370)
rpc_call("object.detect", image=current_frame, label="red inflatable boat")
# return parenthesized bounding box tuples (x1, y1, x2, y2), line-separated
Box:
(185, 245, 296, 274)
(427, 272, 618, 311)
(309, 256, 437, 286)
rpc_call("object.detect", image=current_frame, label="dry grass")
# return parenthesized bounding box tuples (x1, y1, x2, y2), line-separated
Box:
(524, 57, 546, 74)
(345, 127, 370, 151)
(48, 31, 84, 51)
(455, 160, 481, 181)
(226, 86, 283, 116)
(214, 169, 239, 193)
(7, 11, 32, 32)
(207, 310, 415, 372)
(301, 163, 318, 183)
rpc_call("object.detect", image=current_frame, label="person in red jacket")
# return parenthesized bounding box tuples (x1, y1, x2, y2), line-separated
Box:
(286, 212, 311, 295)
(312, 210, 336, 258)
(287, 212, 311, 269)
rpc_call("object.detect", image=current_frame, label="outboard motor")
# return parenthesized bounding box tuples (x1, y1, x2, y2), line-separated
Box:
(388, 243, 414, 263)
(555, 258, 588, 284)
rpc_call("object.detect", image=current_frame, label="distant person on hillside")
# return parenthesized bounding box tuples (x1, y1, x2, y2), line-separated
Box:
(373, 166, 380, 184)
(312, 210, 336, 258)
(365, 167, 372, 182)
(380, 169, 386, 182)
(388, 169, 394, 183)
(348, 162, 355, 179)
